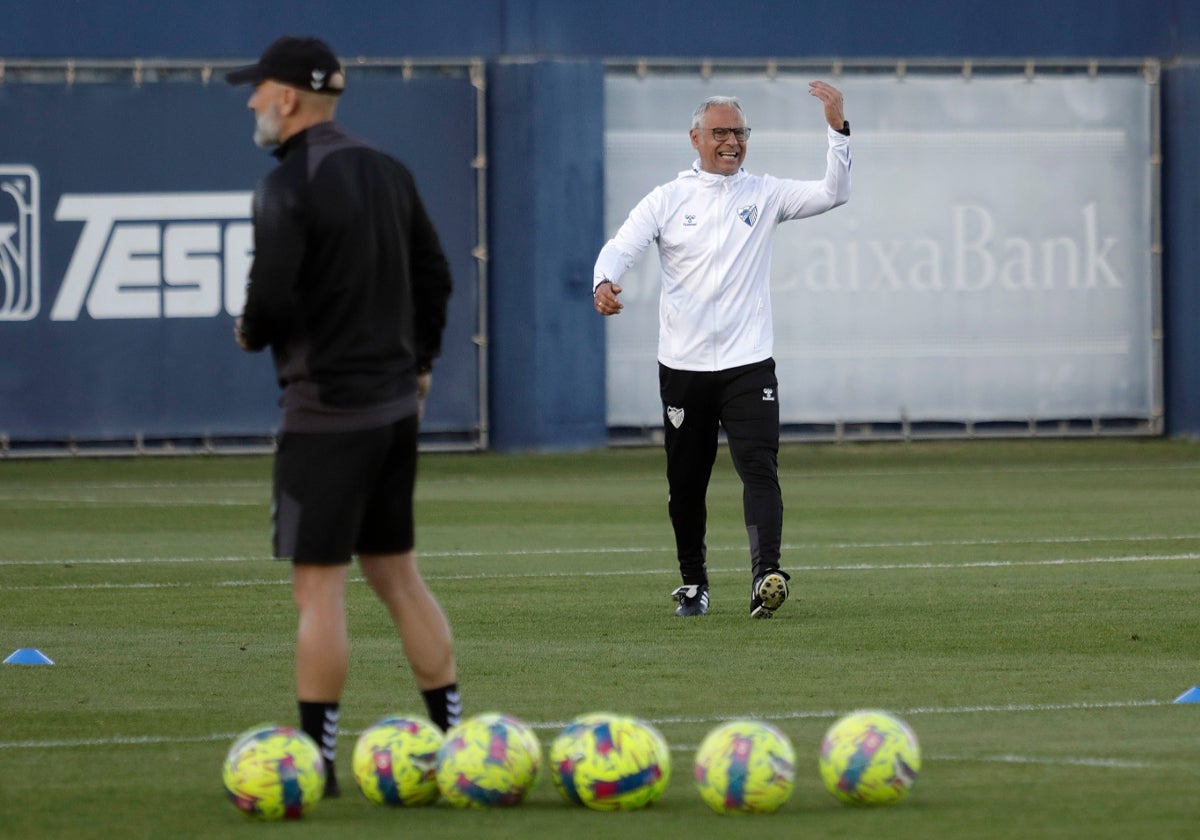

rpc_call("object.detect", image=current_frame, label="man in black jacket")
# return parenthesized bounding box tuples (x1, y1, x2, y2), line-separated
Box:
(228, 36, 459, 798)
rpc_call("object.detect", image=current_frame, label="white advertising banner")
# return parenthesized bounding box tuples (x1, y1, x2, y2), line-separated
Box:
(602, 69, 1157, 431)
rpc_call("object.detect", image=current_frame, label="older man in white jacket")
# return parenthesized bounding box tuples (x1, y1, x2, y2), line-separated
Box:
(593, 81, 851, 618)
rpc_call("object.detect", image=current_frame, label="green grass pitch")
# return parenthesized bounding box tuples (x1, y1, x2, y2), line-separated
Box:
(1, 438, 1198, 838)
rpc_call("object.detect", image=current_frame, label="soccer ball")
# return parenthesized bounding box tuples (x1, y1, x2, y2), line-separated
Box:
(222, 724, 325, 820)
(550, 713, 672, 810)
(435, 712, 542, 807)
(352, 714, 444, 806)
(694, 719, 795, 814)
(819, 710, 920, 805)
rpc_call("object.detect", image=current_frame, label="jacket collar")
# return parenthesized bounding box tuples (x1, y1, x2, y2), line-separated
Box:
(685, 159, 746, 186)
(271, 120, 339, 160)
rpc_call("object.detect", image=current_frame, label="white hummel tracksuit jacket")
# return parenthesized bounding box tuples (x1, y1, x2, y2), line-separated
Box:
(593, 125, 852, 372)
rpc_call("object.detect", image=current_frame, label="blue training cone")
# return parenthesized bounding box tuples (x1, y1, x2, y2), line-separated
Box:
(1173, 686, 1200, 704)
(3, 648, 54, 665)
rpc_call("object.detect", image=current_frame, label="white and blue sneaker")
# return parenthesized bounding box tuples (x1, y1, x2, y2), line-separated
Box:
(671, 584, 710, 617)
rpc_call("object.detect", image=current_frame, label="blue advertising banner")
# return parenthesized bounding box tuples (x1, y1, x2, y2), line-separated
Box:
(0, 65, 482, 449)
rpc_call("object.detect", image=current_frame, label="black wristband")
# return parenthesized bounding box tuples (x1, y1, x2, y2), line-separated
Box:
(593, 279, 612, 296)
(836, 121, 850, 137)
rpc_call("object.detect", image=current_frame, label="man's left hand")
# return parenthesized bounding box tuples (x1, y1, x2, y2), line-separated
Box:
(418, 371, 432, 419)
(233, 316, 252, 350)
(808, 80, 846, 130)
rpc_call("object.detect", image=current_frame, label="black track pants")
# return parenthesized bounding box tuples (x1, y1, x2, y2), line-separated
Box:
(659, 359, 782, 586)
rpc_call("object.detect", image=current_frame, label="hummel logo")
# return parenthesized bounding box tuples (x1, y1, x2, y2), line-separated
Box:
(311, 69, 327, 90)
(446, 689, 463, 727)
(762, 388, 775, 402)
(683, 214, 697, 227)
(738, 204, 758, 227)
(667, 406, 685, 428)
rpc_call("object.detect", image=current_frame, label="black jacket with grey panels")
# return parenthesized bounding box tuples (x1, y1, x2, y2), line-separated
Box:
(240, 121, 453, 433)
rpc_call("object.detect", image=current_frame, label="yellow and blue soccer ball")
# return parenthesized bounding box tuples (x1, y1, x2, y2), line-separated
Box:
(352, 714, 444, 806)
(550, 712, 671, 810)
(693, 719, 795, 814)
(222, 724, 325, 820)
(435, 712, 542, 807)
(818, 710, 920, 805)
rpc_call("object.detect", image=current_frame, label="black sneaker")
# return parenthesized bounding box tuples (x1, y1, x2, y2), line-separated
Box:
(323, 772, 341, 799)
(750, 570, 790, 618)
(671, 584, 710, 616)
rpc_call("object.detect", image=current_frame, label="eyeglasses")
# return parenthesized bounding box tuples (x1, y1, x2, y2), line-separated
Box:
(706, 127, 751, 141)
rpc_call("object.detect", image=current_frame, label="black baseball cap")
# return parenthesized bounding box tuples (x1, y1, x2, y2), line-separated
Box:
(226, 36, 345, 95)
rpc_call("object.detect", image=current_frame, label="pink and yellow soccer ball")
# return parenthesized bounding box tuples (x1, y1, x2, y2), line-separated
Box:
(222, 724, 325, 820)
(435, 712, 542, 808)
(352, 714, 444, 806)
(818, 710, 921, 806)
(550, 712, 671, 810)
(693, 719, 795, 814)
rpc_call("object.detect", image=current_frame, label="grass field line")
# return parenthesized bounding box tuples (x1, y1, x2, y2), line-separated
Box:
(590, 699, 1170, 731)
(0, 481, 266, 490)
(0, 496, 261, 507)
(3, 532, 1199, 568)
(0, 555, 267, 567)
(0, 699, 1170, 763)
(924, 753, 1153, 768)
(783, 463, 1200, 479)
(2, 553, 1197, 592)
(0, 459, 1197, 499)
(2, 458, 1199, 487)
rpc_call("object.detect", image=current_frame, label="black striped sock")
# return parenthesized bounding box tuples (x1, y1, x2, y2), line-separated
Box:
(421, 683, 462, 731)
(298, 700, 340, 787)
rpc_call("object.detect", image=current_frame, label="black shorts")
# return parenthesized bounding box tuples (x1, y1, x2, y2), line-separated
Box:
(658, 358, 780, 447)
(272, 415, 418, 564)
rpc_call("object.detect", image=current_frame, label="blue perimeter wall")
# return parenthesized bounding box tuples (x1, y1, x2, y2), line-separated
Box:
(6, 0, 1200, 447)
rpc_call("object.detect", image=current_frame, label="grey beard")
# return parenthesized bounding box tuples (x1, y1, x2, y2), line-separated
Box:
(253, 108, 281, 148)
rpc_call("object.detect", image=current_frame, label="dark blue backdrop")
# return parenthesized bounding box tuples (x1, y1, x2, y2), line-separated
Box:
(2, 1, 1199, 445)
(0, 69, 481, 444)
(4, 0, 1198, 59)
